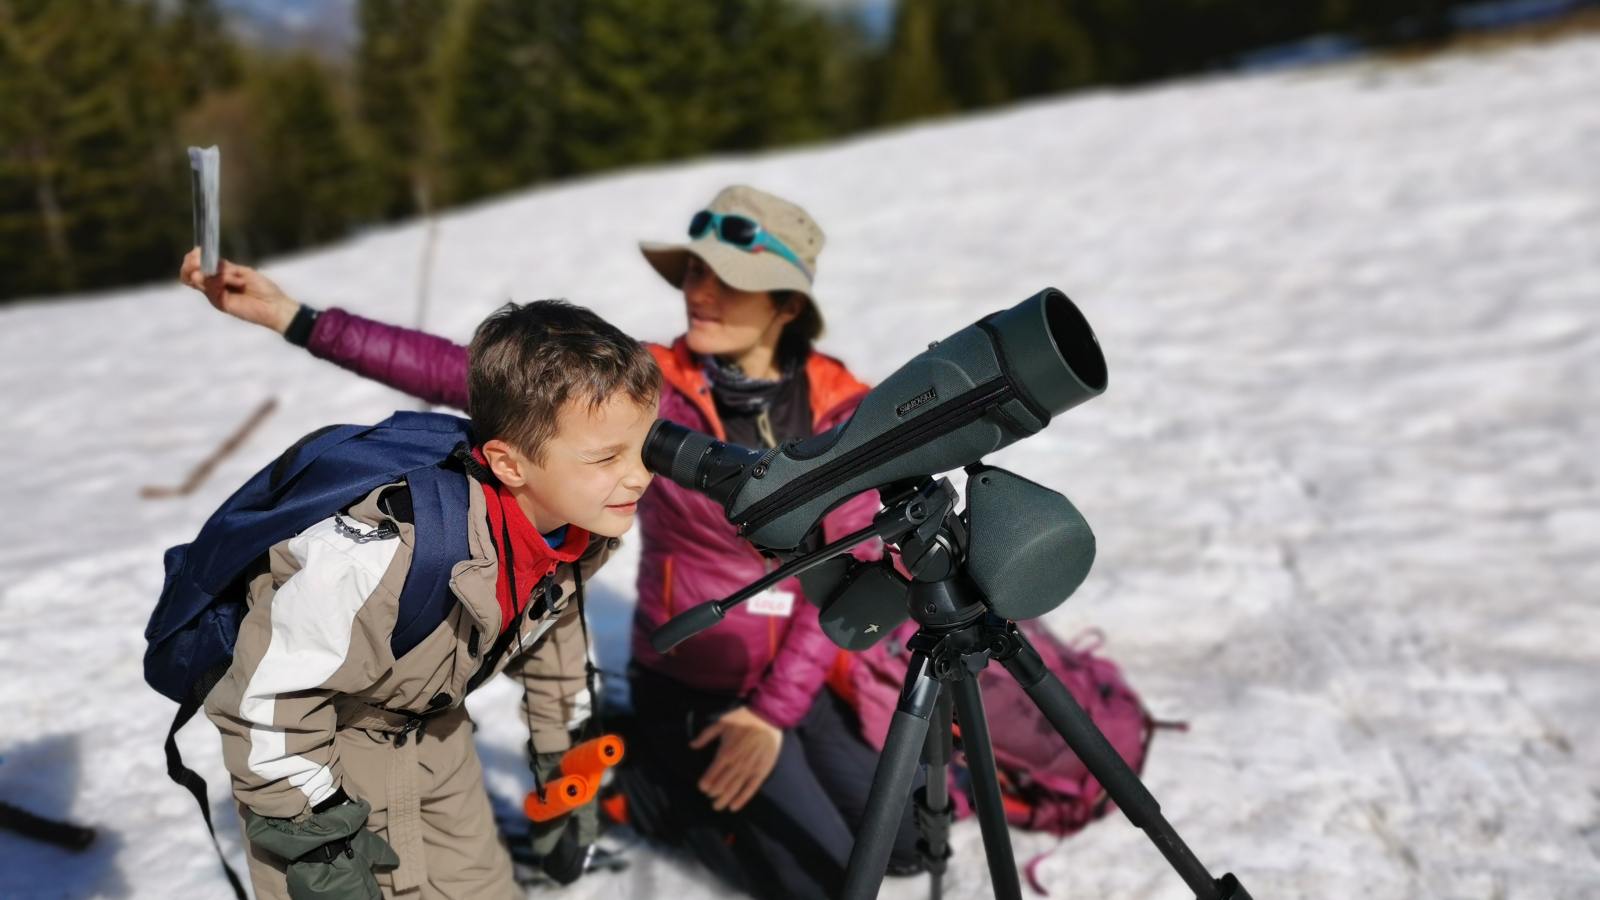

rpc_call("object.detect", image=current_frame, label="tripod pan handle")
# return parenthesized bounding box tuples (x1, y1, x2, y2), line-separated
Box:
(650, 602, 726, 653)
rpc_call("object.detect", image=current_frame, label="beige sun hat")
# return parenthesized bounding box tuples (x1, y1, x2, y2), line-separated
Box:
(640, 185, 824, 298)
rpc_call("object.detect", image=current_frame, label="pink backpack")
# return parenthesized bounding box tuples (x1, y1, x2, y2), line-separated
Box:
(833, 619, 1167, 838)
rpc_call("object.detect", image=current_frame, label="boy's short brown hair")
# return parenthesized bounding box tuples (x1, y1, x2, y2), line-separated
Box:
(468, 300, 662, 462)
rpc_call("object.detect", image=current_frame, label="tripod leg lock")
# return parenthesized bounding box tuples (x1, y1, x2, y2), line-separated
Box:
(898, 654, 943, 718)
(992, 629, 1048, 687)
(911, 786, 953, 876)
(1214, 873, 1253, 900)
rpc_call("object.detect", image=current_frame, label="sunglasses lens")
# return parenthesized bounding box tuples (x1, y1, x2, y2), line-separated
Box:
(688, 211, 713, 238)
(718, 216, 759, 247)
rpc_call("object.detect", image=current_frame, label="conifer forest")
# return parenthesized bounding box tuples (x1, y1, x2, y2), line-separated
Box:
(0, 0, 1556, 301)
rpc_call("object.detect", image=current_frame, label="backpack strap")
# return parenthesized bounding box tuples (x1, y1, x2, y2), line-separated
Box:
(163, 660, 248, 900)
(390, 464, 472, 660)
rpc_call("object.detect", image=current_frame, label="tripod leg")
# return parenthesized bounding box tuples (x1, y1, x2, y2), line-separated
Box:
(949, 674, 1023, 900)
(842, 652, 942, 900)
(915, 684, 954, 900)
(999, 629, 1252, 900)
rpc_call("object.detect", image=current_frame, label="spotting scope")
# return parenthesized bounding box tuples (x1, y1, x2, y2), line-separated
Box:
(643, 287, 1108, 551)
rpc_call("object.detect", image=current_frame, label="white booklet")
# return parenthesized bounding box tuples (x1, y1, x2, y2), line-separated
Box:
(188, 146, 220, 276)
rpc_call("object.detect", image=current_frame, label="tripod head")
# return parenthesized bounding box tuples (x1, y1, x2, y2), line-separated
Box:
(799, 465, 1098, 650)
(649, 464, 1096, 654)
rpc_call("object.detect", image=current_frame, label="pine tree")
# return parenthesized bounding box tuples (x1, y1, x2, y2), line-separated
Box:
(165, 0, 242, 104)
(882, 0, 957, 123)
(356, 0, 452, 219)
(994, 0, 1099, 96)
(438, 0, 576, 204)
(881, 0, 1096, 122)
(436, 0, 859, 200)
(559, 0, 849, 171)
(695, 0, 853, 151)
(1324, 0, 1457, 43)
(0, 1, 64, 296)
(0, 0, 195, 301)
(243, 55, 369, 256)
(3, 0, 1497, 305)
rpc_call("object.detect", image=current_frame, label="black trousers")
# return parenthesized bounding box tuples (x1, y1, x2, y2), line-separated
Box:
(619, 667, 924, 900)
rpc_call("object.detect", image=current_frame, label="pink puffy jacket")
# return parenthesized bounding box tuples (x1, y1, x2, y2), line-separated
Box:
(304, 310, 882, 730)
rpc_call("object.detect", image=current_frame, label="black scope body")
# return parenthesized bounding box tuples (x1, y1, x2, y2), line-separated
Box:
(643, 288, 1107, 550)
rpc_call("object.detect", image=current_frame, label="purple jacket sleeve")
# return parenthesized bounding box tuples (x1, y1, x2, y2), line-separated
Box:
(306, 308, 471, 411)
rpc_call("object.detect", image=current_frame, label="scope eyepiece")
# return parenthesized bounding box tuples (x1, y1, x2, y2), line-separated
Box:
(643, 419, 765, 507)
(643, 419, 713, 486)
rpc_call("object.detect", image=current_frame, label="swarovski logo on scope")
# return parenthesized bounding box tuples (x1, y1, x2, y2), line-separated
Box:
(896, 386, 938, 417)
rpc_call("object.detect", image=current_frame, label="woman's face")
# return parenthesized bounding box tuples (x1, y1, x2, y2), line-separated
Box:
(682, 256, 798, 358)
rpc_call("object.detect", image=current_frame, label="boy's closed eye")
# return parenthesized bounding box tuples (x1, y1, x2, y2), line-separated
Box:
(583, 444, 627, 465)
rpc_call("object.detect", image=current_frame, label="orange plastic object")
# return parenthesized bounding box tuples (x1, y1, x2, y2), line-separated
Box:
(599, 791, 629, 826)
(561, 735, 625, 776)
(523, 735, 627, 823)
(525, 775, 593, 822)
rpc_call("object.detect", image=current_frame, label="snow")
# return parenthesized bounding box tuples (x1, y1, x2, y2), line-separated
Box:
(3, 31, 1599, 900)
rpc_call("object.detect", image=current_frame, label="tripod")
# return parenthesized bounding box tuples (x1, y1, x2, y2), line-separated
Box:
(833, 481, 1252, 900)
(650, 471, 1253, 900)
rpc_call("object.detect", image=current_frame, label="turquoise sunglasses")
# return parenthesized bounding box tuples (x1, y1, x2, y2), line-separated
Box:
(689, 211, 813, 281)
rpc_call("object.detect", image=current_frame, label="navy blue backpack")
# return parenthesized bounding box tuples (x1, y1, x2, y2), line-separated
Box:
(144, 411, 479, 898)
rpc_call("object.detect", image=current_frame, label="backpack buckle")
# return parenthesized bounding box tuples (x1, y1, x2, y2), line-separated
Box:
(449, 443, 499, 486)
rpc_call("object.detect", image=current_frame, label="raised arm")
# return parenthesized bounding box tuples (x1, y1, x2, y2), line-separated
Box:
(305, 309, 470, 410)
(179, 249, 470, 410)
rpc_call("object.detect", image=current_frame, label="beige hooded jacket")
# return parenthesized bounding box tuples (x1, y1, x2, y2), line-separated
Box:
(204, 474, 615, 821)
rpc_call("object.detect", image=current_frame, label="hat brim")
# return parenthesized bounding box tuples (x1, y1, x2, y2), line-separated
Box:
(640, 236, 813, 298)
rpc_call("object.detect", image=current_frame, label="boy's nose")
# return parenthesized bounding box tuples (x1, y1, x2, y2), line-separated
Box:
(629, 461, 654, 491)
(628, 465, 653, 489)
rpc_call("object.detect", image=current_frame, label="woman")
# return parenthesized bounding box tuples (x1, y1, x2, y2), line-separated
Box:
(181, 185, 923, 899)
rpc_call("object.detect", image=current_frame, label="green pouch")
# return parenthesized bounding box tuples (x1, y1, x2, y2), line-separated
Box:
(244, 799, 400, 900)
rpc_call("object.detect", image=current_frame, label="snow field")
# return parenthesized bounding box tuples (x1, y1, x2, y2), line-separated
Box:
(2, 30, 1598, 899)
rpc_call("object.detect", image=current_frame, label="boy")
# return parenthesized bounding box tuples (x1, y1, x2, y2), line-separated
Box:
(203, 301, 660, 899)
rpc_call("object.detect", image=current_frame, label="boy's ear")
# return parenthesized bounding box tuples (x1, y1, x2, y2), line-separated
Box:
(481, 439, 530, 488)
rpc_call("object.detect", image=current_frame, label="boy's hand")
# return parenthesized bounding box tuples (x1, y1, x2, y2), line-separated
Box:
(180, 247, 301, 334)
(691, 706, 782, 812)
(243, 799, 398, 898)
(530, 749, 599, 885)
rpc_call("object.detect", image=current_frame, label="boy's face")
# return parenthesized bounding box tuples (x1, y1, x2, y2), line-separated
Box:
(483, 392, 658, 539)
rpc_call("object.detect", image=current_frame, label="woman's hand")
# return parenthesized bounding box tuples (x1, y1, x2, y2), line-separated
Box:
(690, 705, 783, 812)
(180, 247, 300, 334)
